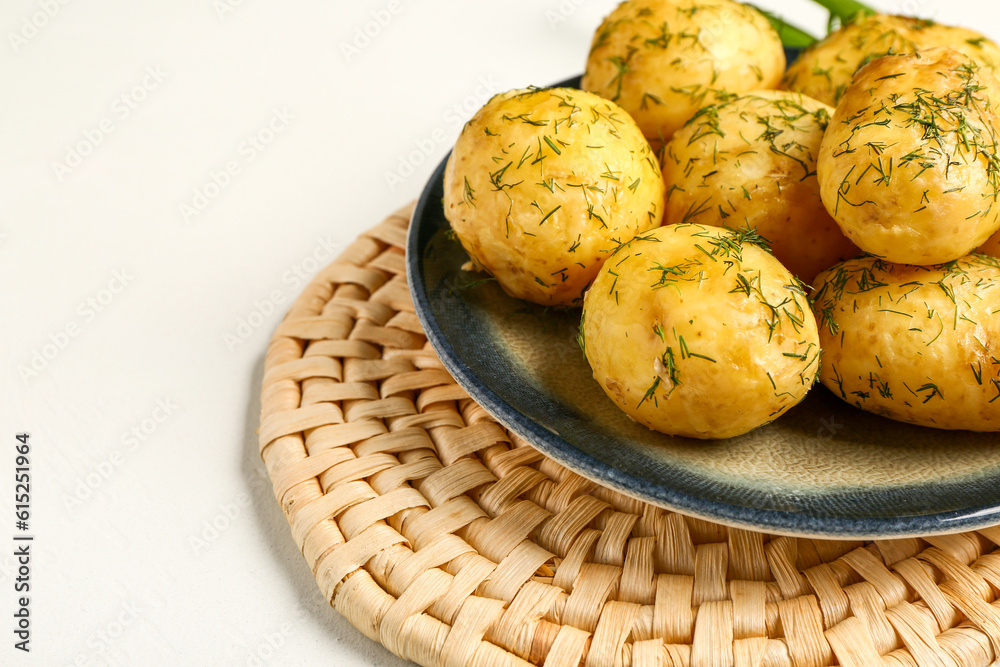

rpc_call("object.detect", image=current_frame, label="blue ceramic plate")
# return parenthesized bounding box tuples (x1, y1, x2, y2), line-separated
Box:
(406, 77, 1000, 539)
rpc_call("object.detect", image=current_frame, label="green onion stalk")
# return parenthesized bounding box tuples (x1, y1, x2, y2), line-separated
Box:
(753, 0, 877, 48)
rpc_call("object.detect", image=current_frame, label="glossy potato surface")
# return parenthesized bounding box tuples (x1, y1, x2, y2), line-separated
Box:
(813, 254, 1000, 431)
(582, 224, 820, 439)
(661, 90, 857, 283)
(817, 48, 1000, 265)
(443, 87, 664, 306)
(783, 13, 1000, 106)
(582, 0, 784, 144)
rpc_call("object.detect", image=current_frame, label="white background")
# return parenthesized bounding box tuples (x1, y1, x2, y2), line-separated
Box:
(1, 0, 996, 664)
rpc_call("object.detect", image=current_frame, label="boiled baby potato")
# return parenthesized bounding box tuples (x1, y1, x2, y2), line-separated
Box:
(443, 87, 664, 306)
(817, 48, 1000, 265)
(812, 254, 1000, 431)
(981, 229, 1000, 257)
(581, 224, 820, 439)
(783, 13, 1000, 106)
(581, 0, 785, 145)
(661, 90, 858, 284)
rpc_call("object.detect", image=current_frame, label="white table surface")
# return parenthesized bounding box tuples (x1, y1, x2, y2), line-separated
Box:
(2, 0, 996, 664)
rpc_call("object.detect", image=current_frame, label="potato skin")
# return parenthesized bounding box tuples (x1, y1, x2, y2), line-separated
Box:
(581, 0, 784, 144)
(813, 254, 1000, 431)
(581, 224, 820, 439)
(661, 90, 858, 284)
(817, 48, 1000, 265)
(782, 13, 1000, 106)
(443, 87, 664, 306)
(981, 229, 1000, 257)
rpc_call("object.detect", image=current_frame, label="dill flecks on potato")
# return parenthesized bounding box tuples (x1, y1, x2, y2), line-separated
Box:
(580, 224, 820, 439)
(782, 13, 1000, 107)
(442, 87, 665, 307)
(581, 0, 785, 146)
(812, 254, 1000, 431)
(660, 90, 858, 284)
(817, 47, 1000, 265)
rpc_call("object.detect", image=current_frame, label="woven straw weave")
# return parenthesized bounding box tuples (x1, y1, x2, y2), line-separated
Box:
(258, 204, 1000, 667)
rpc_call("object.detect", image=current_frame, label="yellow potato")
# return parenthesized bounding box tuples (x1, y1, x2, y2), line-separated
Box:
(817, 48, 1000, 265)
(443, 87, 664, 306)
(581, 0, 784, 145)
(812, 254, 1000, 431)
(661, 90, 858, 284)
(782, 13, 1000, 106)
(981, 229, 1000, 257)
(581, 224, 820, 439)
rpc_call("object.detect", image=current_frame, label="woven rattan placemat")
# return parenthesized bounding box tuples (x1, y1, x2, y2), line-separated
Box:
(258, 204, 1000, 667)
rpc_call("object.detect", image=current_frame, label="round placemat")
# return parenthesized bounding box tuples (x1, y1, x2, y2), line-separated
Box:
(258, 204, 1000, 667)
